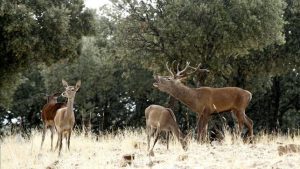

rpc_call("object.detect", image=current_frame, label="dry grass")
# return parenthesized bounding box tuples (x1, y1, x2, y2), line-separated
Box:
(1, 129, 300, 169)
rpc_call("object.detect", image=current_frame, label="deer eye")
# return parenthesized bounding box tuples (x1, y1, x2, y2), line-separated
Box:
(166, 77, 171, 80)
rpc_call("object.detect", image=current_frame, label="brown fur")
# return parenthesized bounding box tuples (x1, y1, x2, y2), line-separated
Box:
(40, 93, 66, 150)
(54, 79, 81, 156)
(145, 105, 187, 155)
(153, 75, 253, 142)
(41, 102, 66, 122)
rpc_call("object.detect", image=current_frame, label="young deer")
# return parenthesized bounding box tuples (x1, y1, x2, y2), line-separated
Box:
(54, 79, 81, 156)
(145, 105, 187, 156)
(40, 93, 66, 150)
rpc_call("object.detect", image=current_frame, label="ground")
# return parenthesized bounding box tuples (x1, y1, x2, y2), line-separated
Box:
(1, 129, 300, 169)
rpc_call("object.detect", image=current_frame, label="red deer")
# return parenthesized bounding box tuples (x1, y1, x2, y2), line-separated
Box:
(54, 79, 81, 156)
(145, 105, 187, 156)
(40, 93, 66, 150)
(153, 62, 253, 142)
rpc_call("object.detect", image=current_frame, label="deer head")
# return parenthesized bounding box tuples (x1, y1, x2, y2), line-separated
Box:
(61, 79, 81, 99)
(44, 92, 62, 104)
(181, 138, 188, 151)
(153, 61, 201, 92)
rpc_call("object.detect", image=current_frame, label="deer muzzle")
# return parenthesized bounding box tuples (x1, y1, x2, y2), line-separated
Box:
(153, 75, 160, 87)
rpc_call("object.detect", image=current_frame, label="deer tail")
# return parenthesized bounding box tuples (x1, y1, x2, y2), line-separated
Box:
(166, 108, 177, 122)
(145, 105, 151, 119)
(246, 90, 252, 105)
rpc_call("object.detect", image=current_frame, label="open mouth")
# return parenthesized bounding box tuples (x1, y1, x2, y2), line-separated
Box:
(153, 75, 159, 87)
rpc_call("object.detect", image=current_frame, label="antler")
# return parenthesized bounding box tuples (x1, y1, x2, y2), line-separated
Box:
(176, 62, 209, 79)
(176, 61, 190, 77)
(166, 61, 176, 78)
(188, 63, 209, 75)
(166, 61, 209, 79)
(187, 63, 204, 74)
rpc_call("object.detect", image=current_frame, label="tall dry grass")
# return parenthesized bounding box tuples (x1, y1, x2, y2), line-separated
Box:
(1, 128, 300, 169)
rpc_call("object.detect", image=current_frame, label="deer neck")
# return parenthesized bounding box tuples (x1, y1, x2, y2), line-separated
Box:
(48, 100, 56, 104)
(168, 84, 197, 111)
(170, 124, 185, 147)
(178, 130, 185, 141)
(66, 97, 75, 119)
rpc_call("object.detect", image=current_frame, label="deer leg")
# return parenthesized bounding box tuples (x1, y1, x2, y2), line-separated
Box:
(166, 131, 169, 150)
(197, 114, 209, 143)
(54, 129, 60, 151)
(64, 133, 68, 152)
(67, 129, 71, 151)
(50, 126, 55, 151)
(54, 135, 59, 151)
(150, 128, 161, 153)
(40, 124, 47, 150)
(203, 119, 209, 142)
(244, 115, 254, 139)
(147, 127, 156, 151)
(197, 107, 206, 142)
(231, 110, 240, 136)
(146, 127, 151, 151)
(197, 116, 201, 141)
(234, 109, 246, 137)
(152, 129, 160, 150)
(58, 132, 63, 156)
(204, 122, 208, 140)
(200, 116, 209, 143)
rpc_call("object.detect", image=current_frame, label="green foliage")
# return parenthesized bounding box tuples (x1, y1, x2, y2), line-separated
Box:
(0, 0, 96, 107)
(280, 71, 300, 130)
(13, 69, 46, 127)
(281, 0, 300, 68)
(111, 0, 285, 64)
(0, 0, 299, 135)
(249, 71, 300, 131)
(40, 34, 157, 131)
(105, 0, 298, 133)
(1, 66, 46, 132)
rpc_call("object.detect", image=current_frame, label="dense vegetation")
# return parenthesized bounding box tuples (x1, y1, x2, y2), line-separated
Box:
(0, 0, 299, 137)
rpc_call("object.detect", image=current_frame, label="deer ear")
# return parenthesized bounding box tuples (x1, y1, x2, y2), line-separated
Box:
(178, 76, 188, 82)
(62, 79, 68, 88)
(53, 92, 61, 97)
(75, 80, 81, 91)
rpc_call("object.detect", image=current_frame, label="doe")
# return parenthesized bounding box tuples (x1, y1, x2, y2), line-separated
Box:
(40, 92, 66, 150)
(54, 79, 81, 156)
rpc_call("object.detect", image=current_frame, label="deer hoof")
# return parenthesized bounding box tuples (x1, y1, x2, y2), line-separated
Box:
(149, 150, 154, 156)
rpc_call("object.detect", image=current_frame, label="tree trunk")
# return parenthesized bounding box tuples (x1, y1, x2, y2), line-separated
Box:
(234, 64, 246, 88)
(81, 109, 86, 133)
(102, 100, 110, 131)
(270, 76, 281, 130)
(82, 110, 92, 137)
(166, 96, 177, 109)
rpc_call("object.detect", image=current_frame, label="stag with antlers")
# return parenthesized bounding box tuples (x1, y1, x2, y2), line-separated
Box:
(153, 61, 253, 142)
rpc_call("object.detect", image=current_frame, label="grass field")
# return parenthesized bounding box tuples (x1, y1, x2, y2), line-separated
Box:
(1, 129, 300, 169)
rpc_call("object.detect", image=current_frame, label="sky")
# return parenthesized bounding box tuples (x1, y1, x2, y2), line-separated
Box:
(84, 0, 111, 9)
